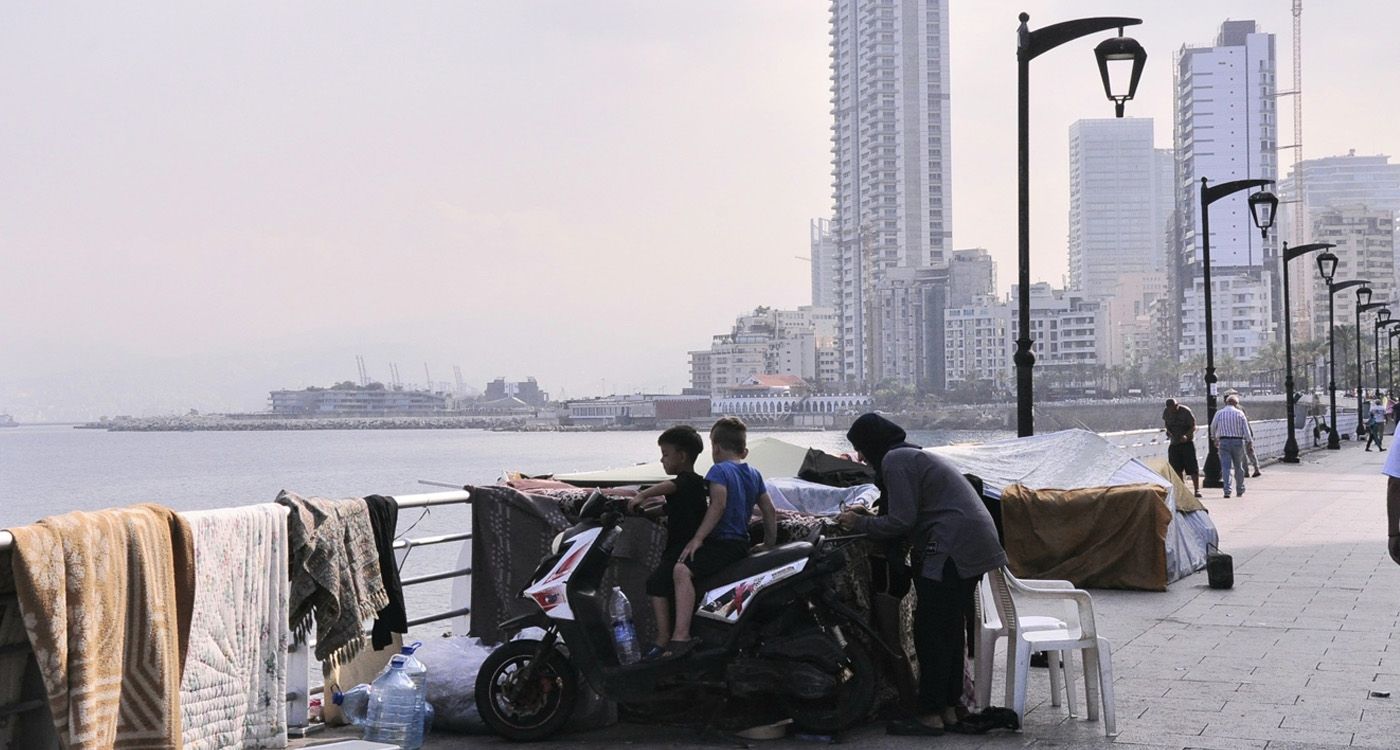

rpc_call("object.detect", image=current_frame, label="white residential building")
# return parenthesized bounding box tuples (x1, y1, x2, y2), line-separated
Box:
(830, 0, 951, 384)
(1309, 206, 1396, 340)
(1067, 119, 1175, 292)
(809, 218, 840, 308)
(1173, 20, 1279, 362)
(1279, 152, 1400, 339)
(688, 306, 839, 393)
(943, 299, 1011, 390)
(945, 285, 1111, 393)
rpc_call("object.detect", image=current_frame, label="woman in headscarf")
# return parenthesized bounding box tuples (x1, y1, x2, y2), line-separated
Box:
(837, 413, 1006, 735)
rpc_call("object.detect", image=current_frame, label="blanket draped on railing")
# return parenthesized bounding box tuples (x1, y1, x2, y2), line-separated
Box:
(276, 491, 388, 666)
(8, 503, 195, 750)
(179, 504, 290, 750)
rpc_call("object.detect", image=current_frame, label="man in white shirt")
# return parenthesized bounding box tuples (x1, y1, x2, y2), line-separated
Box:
(1210, 394, 1253, 498)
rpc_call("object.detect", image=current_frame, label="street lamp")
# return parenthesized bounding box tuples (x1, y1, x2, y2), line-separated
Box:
(1316, 249, 1367, 449)
(1390, 327, 1400, 394)
(1199, 179, 1276, 486)
(1015, 12, 1145, 438)
(1280, 241, 1334, 463)
(1374, 311, 1394, 405)
(1357, 295, 1386, 437)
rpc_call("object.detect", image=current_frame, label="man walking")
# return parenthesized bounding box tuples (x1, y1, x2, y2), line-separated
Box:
(1366, 398, 1387, 452)
(1210, 394, 1253, 498)
(1162, 399, 1202, 498)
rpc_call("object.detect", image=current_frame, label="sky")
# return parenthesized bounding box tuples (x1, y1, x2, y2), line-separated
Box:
(3, 1, 1398, 420)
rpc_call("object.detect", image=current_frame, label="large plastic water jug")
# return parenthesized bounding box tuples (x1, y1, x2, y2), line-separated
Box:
(363, 655, 425, 749)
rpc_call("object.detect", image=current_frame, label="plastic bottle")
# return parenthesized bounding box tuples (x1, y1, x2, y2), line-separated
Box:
(330, 683, 372, 726)
(397, 641, 429, 693)
(609, 586, 640, 665)
(363, 655, 424, 749)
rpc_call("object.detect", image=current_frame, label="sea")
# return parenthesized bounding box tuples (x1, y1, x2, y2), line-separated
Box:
(0, 424, 1007, 636)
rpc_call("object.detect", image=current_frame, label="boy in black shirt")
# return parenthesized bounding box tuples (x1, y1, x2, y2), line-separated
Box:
(627, 425, 708, 660)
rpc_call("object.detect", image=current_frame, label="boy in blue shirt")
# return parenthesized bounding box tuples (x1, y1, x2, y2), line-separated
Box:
(668, 417, 777, 657)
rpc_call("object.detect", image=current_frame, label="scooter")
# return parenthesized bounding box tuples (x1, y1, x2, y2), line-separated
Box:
(474, 491, 905, 741)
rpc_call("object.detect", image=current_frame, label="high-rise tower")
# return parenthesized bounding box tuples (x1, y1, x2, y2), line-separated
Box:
(1174, 20, 1279, 363)
(830, 0, 951, 385)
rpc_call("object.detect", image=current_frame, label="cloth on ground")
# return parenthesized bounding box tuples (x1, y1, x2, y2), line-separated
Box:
(1144, 457, 1208, 513)
(1001, 483, 1172, 591)
(364, 494, 407, 651)
(276, 491, 389, 666)
(179, 504, 289, 750)
(8, 503, 195, 750)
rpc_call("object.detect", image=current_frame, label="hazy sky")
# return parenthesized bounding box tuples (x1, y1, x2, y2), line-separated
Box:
(3, 2, 1398, 419)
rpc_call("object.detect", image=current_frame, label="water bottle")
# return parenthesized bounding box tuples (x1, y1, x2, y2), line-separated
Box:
(609, 586, 640, 665)
(398, 641, 428, 692)
(363, 655, 425, 749)
(330, 683, 371, 726)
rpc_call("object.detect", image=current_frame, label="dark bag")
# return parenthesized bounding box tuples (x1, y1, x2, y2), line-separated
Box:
(1206, 543, 1233, 589)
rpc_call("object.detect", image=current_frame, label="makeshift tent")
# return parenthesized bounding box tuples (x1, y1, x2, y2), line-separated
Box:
(928, 429, 1215, 584)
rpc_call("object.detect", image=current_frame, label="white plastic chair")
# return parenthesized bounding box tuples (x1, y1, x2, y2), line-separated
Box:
(974, 575, 1076, 716)
(986, 567, 1116, 736)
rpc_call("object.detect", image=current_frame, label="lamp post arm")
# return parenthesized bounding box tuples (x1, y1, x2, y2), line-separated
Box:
(1021, 15, 1142, 61)
(1202, 178, 1274, 206)
(1330, 280, 1372, 296)
(1360, 303, 1390, 314)
(1284, 242, 1335, 263)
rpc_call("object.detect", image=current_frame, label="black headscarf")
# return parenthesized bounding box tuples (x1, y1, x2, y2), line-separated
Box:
(845, 413, 921, 476)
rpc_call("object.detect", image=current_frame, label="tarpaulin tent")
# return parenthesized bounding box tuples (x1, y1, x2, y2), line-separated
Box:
(928, 429, 1216, 585)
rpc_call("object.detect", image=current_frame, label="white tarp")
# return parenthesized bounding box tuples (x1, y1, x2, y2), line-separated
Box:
(928, 429, 1215, 583)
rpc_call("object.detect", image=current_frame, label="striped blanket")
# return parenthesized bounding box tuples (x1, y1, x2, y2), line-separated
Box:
(9, 504, 195, 750)
(179, 505, 289, 750)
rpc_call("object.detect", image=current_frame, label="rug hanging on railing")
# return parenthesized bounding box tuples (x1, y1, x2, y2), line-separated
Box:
(179, 504, 290, 750)
(8, 503, 195, 750)
(276, 491, 388, 666)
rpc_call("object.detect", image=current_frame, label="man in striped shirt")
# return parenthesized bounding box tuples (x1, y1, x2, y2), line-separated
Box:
(1210, 394, 1253, 498)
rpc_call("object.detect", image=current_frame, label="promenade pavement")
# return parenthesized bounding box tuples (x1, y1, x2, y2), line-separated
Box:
(303, 441, 1400, 749)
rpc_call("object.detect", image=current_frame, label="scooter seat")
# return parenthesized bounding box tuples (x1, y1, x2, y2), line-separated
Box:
(696, 541, 814, 591)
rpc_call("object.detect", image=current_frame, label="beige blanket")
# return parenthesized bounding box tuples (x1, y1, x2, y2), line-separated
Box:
(8, 504, 195, 750)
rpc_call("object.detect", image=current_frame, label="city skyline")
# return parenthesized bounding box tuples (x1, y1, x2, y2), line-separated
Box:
(4, 3, 1400, 419)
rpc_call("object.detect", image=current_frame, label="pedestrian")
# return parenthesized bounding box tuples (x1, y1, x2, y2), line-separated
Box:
(837, 413, 1006, 736)
(1366, 398, 1387, 451)
(1209, 394, 1253, 498)
(1162, 399, 1202, 498)
(1383, 432, 1400, 565)
(1236, 400, 1263, 478)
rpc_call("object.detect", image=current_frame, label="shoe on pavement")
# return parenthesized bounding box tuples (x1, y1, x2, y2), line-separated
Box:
(1238, 489, 1246, 497)
(1251, 470, 1262, 478)
(1224, 492, 1231, 498)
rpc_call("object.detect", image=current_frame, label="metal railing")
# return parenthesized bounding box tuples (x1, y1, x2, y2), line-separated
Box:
(0, 488, 474, 744)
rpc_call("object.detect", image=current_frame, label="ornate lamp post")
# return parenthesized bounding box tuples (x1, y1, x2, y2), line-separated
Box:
(1200, 182, 1277, 486)
(1357, 292, 1383, 439)
(1391, 327, 1400, 394)
(1016, 13, 1145, 437)
(1280, 241, 1334, 463)
(1316, 249, 1367, 449)
(1374, 311, 1394, 403)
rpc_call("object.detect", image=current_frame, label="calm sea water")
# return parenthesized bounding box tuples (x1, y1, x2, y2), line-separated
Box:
(0, 424, 1006, 634)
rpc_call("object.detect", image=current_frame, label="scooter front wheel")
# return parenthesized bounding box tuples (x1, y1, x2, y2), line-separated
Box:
(475, 639, 578, 741)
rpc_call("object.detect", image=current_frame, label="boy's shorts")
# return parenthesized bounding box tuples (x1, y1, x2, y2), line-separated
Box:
(679, 538, 750, 585)
(647, 550, 683, 598)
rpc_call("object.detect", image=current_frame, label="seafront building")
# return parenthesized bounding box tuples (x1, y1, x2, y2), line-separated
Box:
(269, 384, 451, 417)
(563, 394, 711, 429)
(1172, 20, 1279, 363)
(1308, 206, 1397, 340)
(1279, 152, 1400, 338)
(828, 0, 952, 386)
(708, 375, 873, 426)
(688, 306, 839, 393)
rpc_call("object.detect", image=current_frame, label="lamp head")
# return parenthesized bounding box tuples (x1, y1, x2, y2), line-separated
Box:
(1094, 29, 1147, 118)
(1247, 190, 1279, 238)
(1358, 286, 1373, 307)
(1383, 308, 1394, 324)
(1316, 252, 1338, 283)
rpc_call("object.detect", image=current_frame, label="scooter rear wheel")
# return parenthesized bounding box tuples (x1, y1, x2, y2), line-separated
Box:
(475, 639, 578, 741)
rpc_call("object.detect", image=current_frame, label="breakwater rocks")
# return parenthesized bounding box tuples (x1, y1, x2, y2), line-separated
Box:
(82, 415, 529, 432)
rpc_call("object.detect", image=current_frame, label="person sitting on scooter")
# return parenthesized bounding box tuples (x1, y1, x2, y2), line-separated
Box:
(837, 413, 1007, 736)
(668, 417, 778, 658)
(626, 425, 710, 660)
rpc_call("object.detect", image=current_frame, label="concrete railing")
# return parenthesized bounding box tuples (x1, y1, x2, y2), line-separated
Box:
(1102, 409, 1362, 468)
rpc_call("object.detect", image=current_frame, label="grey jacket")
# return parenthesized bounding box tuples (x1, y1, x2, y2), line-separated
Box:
(852, 447, 1007, 581)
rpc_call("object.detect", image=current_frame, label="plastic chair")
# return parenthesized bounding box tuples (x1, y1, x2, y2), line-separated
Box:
(986, 567, 1116, 736)
(974, 576, 1075, 716)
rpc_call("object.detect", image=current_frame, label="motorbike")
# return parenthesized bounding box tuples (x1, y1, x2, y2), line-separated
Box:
(474, 491, 906, 741)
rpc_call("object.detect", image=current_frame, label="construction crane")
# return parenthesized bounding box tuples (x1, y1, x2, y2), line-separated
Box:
(1275, 0, 1308, 334)
(355, 355, 369, 386)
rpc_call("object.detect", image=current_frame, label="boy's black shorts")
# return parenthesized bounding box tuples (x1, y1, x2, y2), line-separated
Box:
(647, 550, 683, 598)
(1168, 441, 1198, 475)
(678, 539, 750, 588)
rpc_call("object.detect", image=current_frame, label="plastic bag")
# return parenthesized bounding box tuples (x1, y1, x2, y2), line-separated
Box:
(416, 637, 493, 734)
